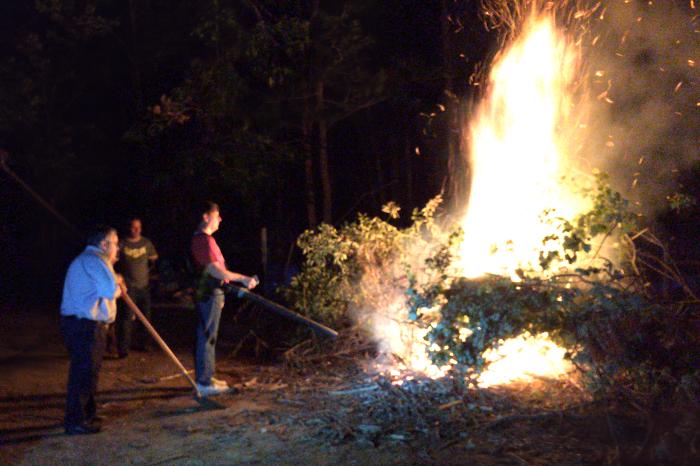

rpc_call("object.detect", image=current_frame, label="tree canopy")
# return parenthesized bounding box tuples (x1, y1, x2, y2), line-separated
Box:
(0, 0, 493, 302)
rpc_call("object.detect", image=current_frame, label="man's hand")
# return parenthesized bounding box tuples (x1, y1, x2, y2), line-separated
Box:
(116, 274, 127, 295)
(235, 276, 258, 297)
(247, 275, 259, 289)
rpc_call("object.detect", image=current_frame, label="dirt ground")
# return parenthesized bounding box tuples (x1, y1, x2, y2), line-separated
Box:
(0, 303, 646, 466)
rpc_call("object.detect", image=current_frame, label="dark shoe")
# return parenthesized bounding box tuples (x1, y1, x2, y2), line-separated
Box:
(118, 352, 128, 359)
(65, 423, 101, 435)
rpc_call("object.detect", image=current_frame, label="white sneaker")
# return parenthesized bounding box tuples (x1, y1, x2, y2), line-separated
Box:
(196, 382, 229, 396)
(211, 377, 229, 388)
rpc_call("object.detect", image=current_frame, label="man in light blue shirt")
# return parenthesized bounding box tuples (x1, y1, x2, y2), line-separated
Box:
(60, 224, 125, 435)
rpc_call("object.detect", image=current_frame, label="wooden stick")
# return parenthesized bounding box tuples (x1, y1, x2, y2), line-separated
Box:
(120, 291, 201, 396)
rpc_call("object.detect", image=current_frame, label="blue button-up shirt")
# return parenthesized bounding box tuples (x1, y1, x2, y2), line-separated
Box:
(60, 246, 121, 323)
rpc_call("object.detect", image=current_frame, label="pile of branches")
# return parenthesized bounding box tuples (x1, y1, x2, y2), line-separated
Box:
(406, 176, 700, 465)
(281, 173, 700, 463)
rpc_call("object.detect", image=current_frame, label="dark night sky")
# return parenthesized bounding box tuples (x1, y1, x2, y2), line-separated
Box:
(0, 0, 493, 305)
(2, 0, 698, 306)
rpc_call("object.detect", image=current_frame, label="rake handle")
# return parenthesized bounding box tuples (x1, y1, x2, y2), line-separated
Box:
(120, 289, 202, 398)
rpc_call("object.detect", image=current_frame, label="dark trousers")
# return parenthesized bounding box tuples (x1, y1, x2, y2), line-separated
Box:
(115, 287, 151, 354)
(61, 316, 107, 427)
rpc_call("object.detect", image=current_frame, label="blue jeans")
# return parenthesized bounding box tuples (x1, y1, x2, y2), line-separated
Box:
(194, 289, 225, 385)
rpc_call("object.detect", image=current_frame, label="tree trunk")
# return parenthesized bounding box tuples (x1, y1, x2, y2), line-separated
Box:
(304, 0, 321, 228)
(128, 0, 144, 111)
(303, 104, 317, 228)
(405, 115, 414, 209)
(315, 79, 332, 225)
(318, 118, 332, 224)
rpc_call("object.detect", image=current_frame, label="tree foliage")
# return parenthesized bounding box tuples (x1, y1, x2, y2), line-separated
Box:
(285, 195, 457, 330)
(0, 1, 119, 194)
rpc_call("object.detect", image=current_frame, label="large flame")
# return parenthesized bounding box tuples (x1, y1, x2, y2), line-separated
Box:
(455, 13, 589, 386)
(374, 10, 594, 388)
(458, 13, 588, 278)
(374, 1, 699, 387)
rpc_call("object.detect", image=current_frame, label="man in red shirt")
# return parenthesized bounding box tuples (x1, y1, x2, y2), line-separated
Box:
(191, 201, 258, 395)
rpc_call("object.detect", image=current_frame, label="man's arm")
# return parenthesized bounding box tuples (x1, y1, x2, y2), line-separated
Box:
(206, 262, 258, 289)
(86, 257, 123, 300)
(147, 239, 158, 262)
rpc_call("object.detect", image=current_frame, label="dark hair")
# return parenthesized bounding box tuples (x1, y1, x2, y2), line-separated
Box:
(86, 224, 116, 247)
(199, 201, 219, 216)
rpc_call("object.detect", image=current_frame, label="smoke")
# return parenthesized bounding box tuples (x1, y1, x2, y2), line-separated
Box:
(346, 222, 451, 371)
(572, 0, 700, 215)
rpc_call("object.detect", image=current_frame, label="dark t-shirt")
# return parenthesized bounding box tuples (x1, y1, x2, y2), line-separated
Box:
(118, 237, 157, 289)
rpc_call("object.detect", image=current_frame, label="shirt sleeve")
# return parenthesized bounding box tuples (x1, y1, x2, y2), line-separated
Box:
(146, 239, 158, 259)
(85, 254, 120, 300)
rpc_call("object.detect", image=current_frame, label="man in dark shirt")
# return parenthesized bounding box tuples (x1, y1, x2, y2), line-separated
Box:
(115, 218, 158, 357)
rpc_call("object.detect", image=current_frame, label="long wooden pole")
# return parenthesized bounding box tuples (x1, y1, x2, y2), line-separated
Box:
(119, 290, 227, 408)
(0, 150, 82, 239)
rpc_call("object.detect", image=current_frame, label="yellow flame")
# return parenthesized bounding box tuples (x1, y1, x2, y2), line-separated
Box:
(455, 14, 587, 385)
(458, 14, 587, 279)
(477, 332, 572, 387)
(372, 13, 594, 388)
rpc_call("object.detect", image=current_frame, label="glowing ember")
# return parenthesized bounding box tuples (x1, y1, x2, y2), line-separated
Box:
(477, 332, 572, 387)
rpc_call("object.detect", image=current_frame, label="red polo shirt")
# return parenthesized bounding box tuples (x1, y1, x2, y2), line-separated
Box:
(191, 231, 228, 283)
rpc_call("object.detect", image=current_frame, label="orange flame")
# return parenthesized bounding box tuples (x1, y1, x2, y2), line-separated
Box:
(458, 14, 588, 279)
(373, 12, 597, 387)
(456, 13, 590, 385)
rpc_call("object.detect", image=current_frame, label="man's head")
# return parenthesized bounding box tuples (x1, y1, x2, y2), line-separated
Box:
(198, 201, 221, 234)
(128, 218, 142, 240)
(87, 224, 119, 263)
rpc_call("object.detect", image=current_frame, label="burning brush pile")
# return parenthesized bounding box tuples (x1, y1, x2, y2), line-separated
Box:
(284, 0, 700, 463)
